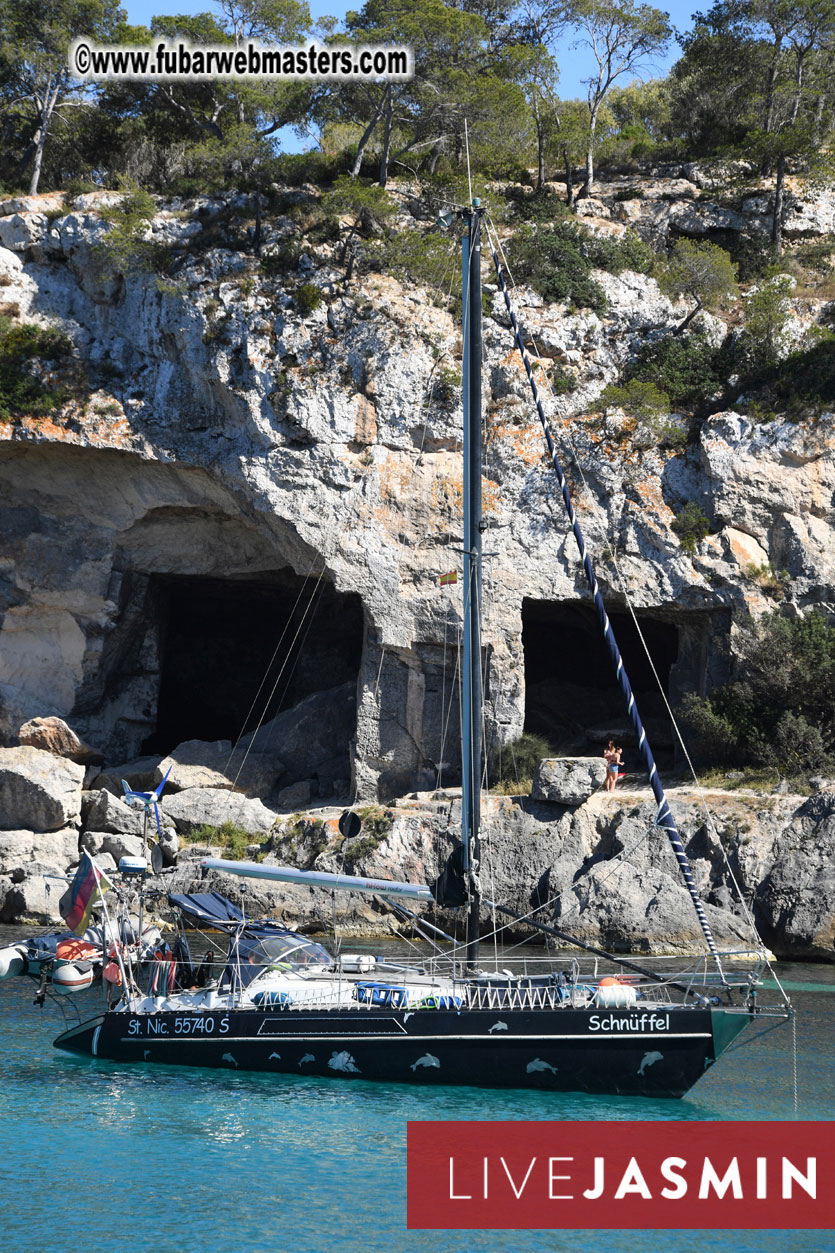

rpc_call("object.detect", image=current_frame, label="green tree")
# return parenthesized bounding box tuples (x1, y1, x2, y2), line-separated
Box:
(0, 0, 124, 193)
(738, 272, 794, 370)
(97, 3, 312, 206)
(669, 13, 766, 154)
(321, 175, 395, 277)
(603, 76, 671, 160)
(565, 0, 672, 195)
(547, 96, 594, 204)
(681, 610, 835, 776)
(507, 219, 608, 310)
(659, 239, 738, 335)
(502, 43, 560, 191)
(328, 0, 491, 186)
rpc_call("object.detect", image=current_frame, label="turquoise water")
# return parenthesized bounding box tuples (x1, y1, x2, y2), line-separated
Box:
(1, 943, 833, 1253)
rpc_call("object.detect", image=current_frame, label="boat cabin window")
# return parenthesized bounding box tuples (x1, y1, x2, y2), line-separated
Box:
(235, 933, 333, 982)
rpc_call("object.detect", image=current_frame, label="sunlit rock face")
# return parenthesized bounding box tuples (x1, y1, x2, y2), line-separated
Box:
(0, 182, 833, 804)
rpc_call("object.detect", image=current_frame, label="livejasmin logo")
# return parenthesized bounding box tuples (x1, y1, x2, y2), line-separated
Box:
(407, 1121, 835, 1230)
(447, 1151, 815, 1201)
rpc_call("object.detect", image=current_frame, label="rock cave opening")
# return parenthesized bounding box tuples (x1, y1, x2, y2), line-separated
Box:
(522, 599, 702, 767)
(142, 571, 363, 756)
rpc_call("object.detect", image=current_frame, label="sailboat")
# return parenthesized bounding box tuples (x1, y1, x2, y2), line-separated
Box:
(53, 199, 791, 1096)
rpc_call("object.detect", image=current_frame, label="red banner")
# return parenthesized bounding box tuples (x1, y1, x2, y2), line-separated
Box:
(407, 1121, 834, 1229)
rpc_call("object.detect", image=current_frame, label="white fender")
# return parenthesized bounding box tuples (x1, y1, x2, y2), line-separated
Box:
(52, 963, 95, 995)
(594, 980, 638, 1009)
(0, 946, 25, 979)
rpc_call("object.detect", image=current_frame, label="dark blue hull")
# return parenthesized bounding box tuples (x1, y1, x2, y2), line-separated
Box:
(54, 1004, 751, 1097)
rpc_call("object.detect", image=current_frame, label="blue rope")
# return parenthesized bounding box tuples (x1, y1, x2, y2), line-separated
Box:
(488, 241, 724, 973)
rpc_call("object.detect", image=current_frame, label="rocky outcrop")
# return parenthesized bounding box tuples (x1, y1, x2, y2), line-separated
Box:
(160, 787, 276, 836)
(0, 731, 832, 959)
(154, 739, 285, 798)
(0, 827, 79, 924)
(81, 788, 148, 836)
(753, 794, 835, 960)
(237, 682, 355, 800)
(172, 783, 835, 959)
(0, 747, 84, 831)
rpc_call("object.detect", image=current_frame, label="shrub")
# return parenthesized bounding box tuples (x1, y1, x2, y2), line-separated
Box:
(599, 377, 687, 450)
(96, 180, 170, 275)
(659, 239, 738, 317)
(295, 283, 323, 316)
(680, 610, 835, 777)
(671, 500, 710, 554)
(506, 223, 607, 313)
(581, 229, 657, 277)
(0, 315, 74, 419)
(721, 232, 780, 283)
(321, 176, 395, 235)
(599, 377, 669, 421)
(184, 822, 262, 859)
(261, 240, 303, 274)
(368, 228, 457, 295)
(434, 365, 461, 409)
(745, 562, 790, 599)
(737, 273, 794, 372)
(738, 335, 835, 420)
(623, 330, 730, 410)
(492, 732, 554, 792)
(504, 187, 571, 224)
(267, 149, 355, 187)
(550, 366, 577, 395)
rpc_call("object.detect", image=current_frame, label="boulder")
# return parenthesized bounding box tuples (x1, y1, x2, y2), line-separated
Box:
(0, 828, 79, 875)
(0, 747, 84, 832)
(0, 212, 49, 253)
(238, 682, 355, 796)
(0, 869, 65, 924)
(81, 830, 145, 863)
(153, 738, 284, 798)
(160, 787, 276, 837)
(82, 788, 148, 836)
(18, 716, 103, 764)
(753, 794, 835, 959)
(531, 757, 608, 805)
(275, 779, 312, 810)
(89, 757, 160, 797)
(158, 828, 179, 866)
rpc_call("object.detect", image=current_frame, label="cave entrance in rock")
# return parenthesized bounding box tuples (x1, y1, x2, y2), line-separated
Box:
(143, 571, 363, 755)
(522, 599, 684, 762)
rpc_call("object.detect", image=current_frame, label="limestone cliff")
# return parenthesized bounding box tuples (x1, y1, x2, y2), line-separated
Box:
(0, 169, 833, 808)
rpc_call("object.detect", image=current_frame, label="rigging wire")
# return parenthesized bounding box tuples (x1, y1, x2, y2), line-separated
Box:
(221, 561, 319, 774)
(483, 212, 768, 968)
(226, 564, 329, 793)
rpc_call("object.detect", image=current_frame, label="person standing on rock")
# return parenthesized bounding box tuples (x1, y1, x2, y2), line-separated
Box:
(603, 741, 622, 792)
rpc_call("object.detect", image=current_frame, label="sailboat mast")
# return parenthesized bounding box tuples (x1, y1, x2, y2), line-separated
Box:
(461, 202, 484, 967)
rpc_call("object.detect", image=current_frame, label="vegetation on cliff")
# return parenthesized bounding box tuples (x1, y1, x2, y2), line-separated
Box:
(681, 611, 835, 780)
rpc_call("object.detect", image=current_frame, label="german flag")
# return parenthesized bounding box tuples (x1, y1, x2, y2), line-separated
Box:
(438, 570, 457, 586)
(59, 851, 113, 936)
